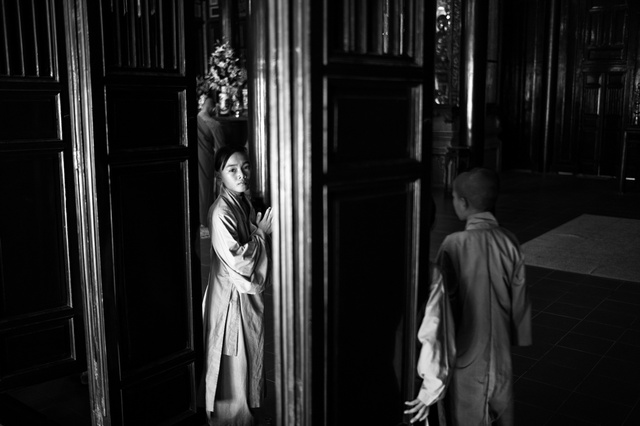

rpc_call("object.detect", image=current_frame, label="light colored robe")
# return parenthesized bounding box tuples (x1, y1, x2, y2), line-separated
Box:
(437, 212, 531, 426)
(203, 185, 270, 413)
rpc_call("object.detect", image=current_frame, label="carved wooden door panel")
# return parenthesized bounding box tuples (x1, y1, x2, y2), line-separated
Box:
(313, 1, 433, 424)
(576, 70, 626, 175)
(0, 0, 87, 399)
(85, 1, 203, 424)
(573, 0, 635, 176)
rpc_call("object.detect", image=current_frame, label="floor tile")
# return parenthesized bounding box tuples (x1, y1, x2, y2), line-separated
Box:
(524, 360, 587, 390)
(544, 301, 593, 319)
(575, 374, 640, 407)
(586, 309, 637, 328)
(556, 332, 615, 355)
(591, 357, 640, 384)
(512, 354, 539, 377)
(533, 312, 580, 333)
(542, 346, 601, 371)
(544, 413, 599, 425)
(513, 400, 554, 426)
(532, 323, 568, 345)
(599, 299, 640, 315)
(556, 392, 632, 425)
(607, 289, 640, 306)
(617, 281, 640, 294)
(530, 295, 556, 312)
(571, 320, 626, 341)
(606, 341, 640, 363)
(512, 341, 554, 361)
(622, 402, 640, 425)
(514, 378, 572, 412)
(533, 277, 579, 293)
(619, 329, 640, 347)
(525, 265, 553, 282)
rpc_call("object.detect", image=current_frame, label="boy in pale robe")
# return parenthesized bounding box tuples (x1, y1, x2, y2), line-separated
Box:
(437, 168, 532, 426)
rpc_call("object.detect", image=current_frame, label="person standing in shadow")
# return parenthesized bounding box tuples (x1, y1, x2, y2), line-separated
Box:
(198, 97, 229, 234)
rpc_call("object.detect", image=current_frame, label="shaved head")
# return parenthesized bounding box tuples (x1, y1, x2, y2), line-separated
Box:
(453, 168, 499, 212)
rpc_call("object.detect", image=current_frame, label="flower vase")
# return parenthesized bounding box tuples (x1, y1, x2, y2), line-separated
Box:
(242, 88, 249, 114)
(218, 86, 230, 116)
(232, 93, 242, 118)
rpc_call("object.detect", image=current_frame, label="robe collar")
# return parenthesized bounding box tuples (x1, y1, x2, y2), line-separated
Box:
(221, 185, 247, 203)
(465, 211, 499, 230)
(220, 185, 251, 217)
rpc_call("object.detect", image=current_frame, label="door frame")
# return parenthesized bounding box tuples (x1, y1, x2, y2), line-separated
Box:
(62, 0, 110, 423)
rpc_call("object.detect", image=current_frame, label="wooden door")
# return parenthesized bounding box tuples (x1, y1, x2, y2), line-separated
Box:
(82, 0, 204, 424)
(1, 0, 203, 424)
(572, 0, 635, 176)
(0, 0, 87, 409)
(263, 1, 434, 424)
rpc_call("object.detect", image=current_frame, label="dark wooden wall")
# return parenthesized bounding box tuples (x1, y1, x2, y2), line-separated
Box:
(1, 1, 204, 424)
(500, 0, 640, 176)
(0, 0, 87, 396)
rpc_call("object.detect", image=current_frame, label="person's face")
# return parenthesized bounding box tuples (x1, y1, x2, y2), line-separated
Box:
(219, 152, 250, 194)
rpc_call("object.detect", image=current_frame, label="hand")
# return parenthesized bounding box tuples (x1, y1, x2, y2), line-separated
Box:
(256, 207, 273, 235)
(404, 398, 430, 424)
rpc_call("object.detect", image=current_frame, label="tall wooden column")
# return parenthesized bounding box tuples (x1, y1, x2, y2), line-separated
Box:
(542, 0, 559, 173)
(460, 0, 488, 168)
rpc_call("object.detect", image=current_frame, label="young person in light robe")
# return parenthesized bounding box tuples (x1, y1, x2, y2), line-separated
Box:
(437, 168, 532, 426)
(404, 196, 457, 425)
(202, 145, 273, 426)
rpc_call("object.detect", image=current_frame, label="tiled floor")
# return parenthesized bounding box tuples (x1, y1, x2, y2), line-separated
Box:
(431, 171, 640, 426)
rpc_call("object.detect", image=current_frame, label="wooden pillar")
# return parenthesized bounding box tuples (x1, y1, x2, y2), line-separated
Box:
(460, 0, 488, 168)
(220, 0, 237, 46)
(542, 0, 559, 173)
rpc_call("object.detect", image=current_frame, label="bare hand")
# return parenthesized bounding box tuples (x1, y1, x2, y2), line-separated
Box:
(256, 207, 273, 235)
(404, 398, 429, 424)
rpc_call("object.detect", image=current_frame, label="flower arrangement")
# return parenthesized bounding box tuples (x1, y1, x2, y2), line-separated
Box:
(196, 40, 247, 112)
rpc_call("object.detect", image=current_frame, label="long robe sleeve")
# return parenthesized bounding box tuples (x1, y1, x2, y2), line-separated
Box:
(416, 265, 456, 406)
(510, 257, 532, 346)
(211, 204, 269, 295)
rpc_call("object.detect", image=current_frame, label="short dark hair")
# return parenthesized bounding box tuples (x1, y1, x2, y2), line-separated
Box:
(453, 167, 499, 212)
(214, 145, 249, 172)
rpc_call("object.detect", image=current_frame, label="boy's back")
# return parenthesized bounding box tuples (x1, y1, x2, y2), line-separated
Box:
(438, 212, 530, 366)
(439, 169, 531, 426)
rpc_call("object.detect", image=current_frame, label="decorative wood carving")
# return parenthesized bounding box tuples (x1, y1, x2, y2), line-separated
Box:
(0, 0, 58, 80)
(327, 0, 421, 64)
(434, 0, 461, 106)
(583, 2, 627, 62)
(102, 0, 185, 74)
